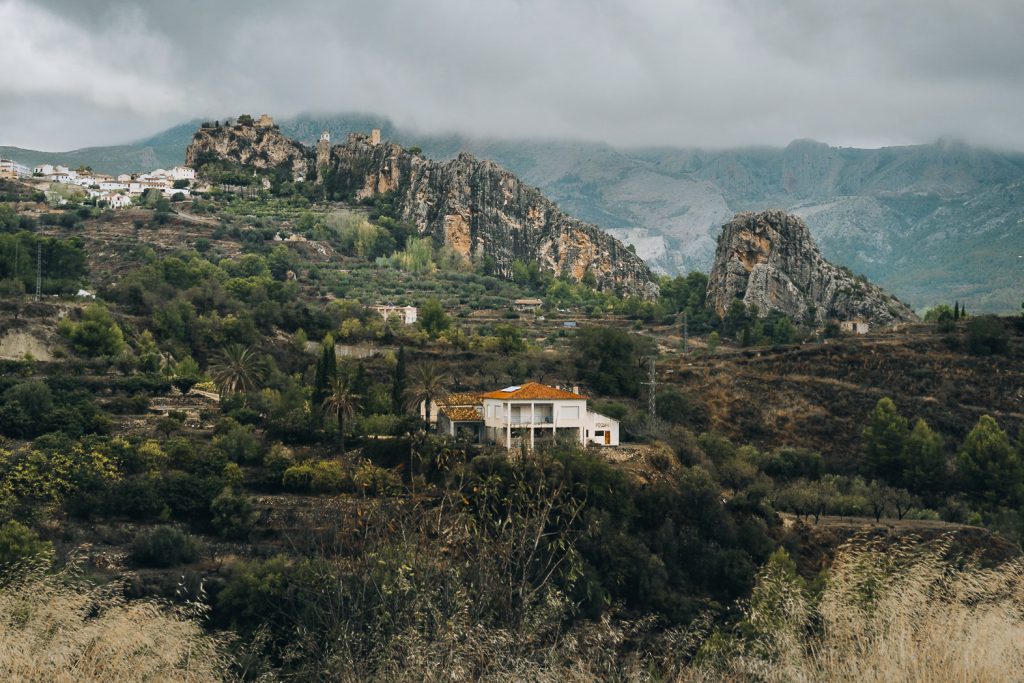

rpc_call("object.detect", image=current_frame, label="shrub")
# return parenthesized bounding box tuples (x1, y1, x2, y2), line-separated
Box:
(966, 316, 1009, 355)
(129, 526, 201, 567)
(282, 460, 352, 494)
(0, 521, 53, 568)
(210, 487, 257, 540)
(357, 413, 410, 436)
(353, 461, 402, 496)
(104, 477, 168, 520)
(212, 423, 263, 464)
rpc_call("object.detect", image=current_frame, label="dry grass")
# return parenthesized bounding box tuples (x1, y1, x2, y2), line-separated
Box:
(693, 537, 1024, 682)
(0, 560, 232, 683)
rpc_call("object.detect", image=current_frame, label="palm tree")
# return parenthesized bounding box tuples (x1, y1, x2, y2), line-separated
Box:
(322, 375, 362, 455)
(406, 363, 450, 428)
(209, 344, 265, 398)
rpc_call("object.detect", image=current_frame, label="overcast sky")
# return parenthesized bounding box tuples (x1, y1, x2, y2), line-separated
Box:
(2, 0, 1023, 151)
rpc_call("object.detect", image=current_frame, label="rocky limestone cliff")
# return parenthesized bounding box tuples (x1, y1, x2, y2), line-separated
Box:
(185, 123, 657, 297)
(707, 210, 916, 326)
(186, 121, 314, 181)
(325, 133, 657, 296)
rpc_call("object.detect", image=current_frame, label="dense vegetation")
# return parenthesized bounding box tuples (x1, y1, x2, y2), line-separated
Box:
(0, 176, 1022, 679)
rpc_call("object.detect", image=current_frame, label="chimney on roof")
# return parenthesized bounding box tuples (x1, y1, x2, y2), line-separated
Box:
(572, 385, 580, 395)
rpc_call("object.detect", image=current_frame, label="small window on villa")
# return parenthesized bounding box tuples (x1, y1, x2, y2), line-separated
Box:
(594, 430, 605, 437)
(562, 406, 579, 419)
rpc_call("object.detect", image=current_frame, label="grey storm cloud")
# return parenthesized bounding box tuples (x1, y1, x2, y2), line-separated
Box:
(3, 0, 1024, 151)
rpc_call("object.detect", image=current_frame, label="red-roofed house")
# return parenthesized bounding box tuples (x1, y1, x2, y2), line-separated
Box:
(480, 382, 619, 449)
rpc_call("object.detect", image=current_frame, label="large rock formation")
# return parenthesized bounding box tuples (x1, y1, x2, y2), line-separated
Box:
(707, 210, 916, 326)
(185, 121, 657, 298)
(186, 119, 314, 181)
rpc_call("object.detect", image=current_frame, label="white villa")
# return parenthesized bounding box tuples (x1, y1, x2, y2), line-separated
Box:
(435, 383, 620, 449)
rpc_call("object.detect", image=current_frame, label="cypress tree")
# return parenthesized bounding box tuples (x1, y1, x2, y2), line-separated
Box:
(954, 301, 960, 320)
(313, 333, 337, 406)
(392, 345, 407, 414)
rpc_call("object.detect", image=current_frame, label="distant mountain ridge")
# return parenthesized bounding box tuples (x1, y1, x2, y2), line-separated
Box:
(5, 113, 1023, 311)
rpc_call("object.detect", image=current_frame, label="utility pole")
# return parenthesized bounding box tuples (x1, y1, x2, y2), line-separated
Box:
(641, 356, 657, 420)
(682, 311, 689, 355)
(35, 242, 41, 302)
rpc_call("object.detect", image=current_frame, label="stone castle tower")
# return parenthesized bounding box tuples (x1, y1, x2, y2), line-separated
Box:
(315, 130, 331, 184)
(370, 128, 381, 145)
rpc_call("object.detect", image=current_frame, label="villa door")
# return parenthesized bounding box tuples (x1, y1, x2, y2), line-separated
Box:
(604, 431, 610, 445)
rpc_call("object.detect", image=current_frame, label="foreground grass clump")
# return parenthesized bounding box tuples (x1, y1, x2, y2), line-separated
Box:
(0, 562, 230, 682)
(693, 539, 1024, 682)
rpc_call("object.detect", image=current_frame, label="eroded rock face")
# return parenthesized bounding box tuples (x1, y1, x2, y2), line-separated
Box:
(325, 133, 658, 297)
(186, 123, 314, 181)
(707, 210, 916, 325)
(186, 124, 657, 298)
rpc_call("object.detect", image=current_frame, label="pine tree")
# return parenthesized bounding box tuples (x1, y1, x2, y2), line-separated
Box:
(313, 333, 337, 406)
(862, 397, 909, 484)
(392, 345, 407, 414)
(953, 301, 960, 321)
(957, 415, 1024, 507)
(901, 418, 947, 496)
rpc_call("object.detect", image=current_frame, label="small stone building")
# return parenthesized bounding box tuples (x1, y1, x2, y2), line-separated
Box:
(840, 319, 870, 335)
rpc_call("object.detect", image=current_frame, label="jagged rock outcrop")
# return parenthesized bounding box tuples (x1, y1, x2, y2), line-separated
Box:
(707, 210, 916, 326)
(185, 122, 657, 297)
(186, 120, 314, 181)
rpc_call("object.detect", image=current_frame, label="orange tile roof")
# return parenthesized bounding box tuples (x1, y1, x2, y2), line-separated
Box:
(440, 406, 483, 421)
(480, 382, 587, 401)
(441, 392, 483, 407)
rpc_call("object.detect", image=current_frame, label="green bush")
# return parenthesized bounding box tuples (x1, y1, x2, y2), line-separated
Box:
(210, 487, 257, 540)
(282, 460, 352, 494)
(129, 526, 201, 567)
(0, 520, 53, 567)
(357, 414, 410, 437)
(353, 462, 402, 496)
(212, 422, 263, 464)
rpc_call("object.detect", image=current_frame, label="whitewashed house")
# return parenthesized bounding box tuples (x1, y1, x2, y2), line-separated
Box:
(102, 193, 132, 209)
(0, 159, 31, 179)
(480, 383, 619, 450)
(170, 166, 196, 181)
(370, 304, 417, 325)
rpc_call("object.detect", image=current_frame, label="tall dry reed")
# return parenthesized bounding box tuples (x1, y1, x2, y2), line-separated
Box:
(0, 560, 232, 683)
(691, 537, 1024, 682)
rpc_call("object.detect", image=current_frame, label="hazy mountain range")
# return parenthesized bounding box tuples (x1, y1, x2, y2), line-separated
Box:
(5, 114, 1023, 312)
